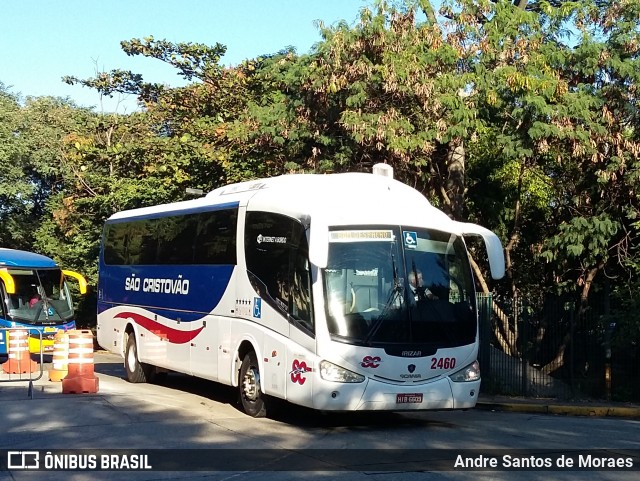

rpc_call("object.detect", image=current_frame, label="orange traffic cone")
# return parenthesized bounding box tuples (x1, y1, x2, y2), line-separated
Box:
(62, 329, 99, 394)
(48, 330, 69, 382)
(2, 329, 38, 374)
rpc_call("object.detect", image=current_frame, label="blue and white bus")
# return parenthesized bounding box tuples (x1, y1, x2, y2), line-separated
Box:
(0, 248, 87, 354)
(97, 165, 504, 417)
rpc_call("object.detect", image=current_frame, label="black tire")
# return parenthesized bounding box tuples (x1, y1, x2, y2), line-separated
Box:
(125, 333, 155, 383)
(238, 351, 267, 418)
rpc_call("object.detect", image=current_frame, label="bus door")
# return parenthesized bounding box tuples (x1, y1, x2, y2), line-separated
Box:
(243, 210, 316, 400)
(283, 224, 315, 406)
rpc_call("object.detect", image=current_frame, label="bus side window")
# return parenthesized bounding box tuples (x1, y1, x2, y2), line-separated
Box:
(245, 212, 291, 314)
(245, 212, 314, 333)
(195, 210, 237, 265)
(291, 254, 312, 329)
(103, 223, 128, 265)
(157, 215, 198, 264)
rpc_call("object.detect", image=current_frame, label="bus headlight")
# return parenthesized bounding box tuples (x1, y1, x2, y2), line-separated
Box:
(319, 360, 365, 383)
(449, 360, 480, 383)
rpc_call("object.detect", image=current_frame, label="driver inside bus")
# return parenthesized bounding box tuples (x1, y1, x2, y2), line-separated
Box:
(408, 270, 437, 304)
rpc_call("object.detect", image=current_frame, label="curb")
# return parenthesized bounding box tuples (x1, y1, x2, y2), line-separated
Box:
(476, 401, 640, 418)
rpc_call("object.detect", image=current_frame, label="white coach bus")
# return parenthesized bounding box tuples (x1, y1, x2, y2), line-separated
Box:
(97, 165, 504, 417)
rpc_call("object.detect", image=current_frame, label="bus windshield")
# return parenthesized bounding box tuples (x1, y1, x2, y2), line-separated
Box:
(5, 268, 75, 325)
(324, 227, 477, 347)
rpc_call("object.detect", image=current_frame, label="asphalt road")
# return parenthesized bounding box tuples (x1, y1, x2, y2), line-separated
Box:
(0, 351, 638, 481)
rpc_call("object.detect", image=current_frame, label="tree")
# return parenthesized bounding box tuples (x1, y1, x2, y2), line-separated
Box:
(0, 85, 33, 248)
(451, 0, 640, 374)
(0, 85, 92, 251)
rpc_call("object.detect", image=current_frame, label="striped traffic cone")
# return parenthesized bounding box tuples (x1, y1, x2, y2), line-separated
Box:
(2, 329, 38, 374)
(48, 330, 69, 382)
(61, 329, 99, 394)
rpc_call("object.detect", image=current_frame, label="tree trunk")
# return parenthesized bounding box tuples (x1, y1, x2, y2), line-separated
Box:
(513, 0, 529, 10)
(505, 163, 525, 299)
(540, 262, 604, 375)
(446, 138, 466, 221)
(470, 255, 518, 355)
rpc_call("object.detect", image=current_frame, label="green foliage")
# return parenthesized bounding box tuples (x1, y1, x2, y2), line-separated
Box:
(0, 86, 92, 250)
(0, 86, 32, 248)
(541, 214, 619, 261)
(121, 37, 227, 82)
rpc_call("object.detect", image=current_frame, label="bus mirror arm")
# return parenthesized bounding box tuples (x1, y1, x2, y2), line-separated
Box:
(309, 218, 328, 269)
(62, 270, 88, 295)
(0, 270, 16, 294)
(456, 222, 506, 280)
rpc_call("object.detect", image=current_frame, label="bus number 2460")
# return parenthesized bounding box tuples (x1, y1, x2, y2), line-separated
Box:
(431, 357, 456, 370)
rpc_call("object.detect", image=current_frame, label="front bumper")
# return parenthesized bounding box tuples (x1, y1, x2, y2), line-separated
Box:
(311, 374, 480, 411)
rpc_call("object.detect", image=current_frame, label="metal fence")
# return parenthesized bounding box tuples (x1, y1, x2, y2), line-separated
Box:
(0, 327, 44, 399)
(478, 294, 640, 402)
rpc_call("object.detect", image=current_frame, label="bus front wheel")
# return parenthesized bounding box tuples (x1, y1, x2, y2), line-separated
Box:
(125, 333, 154, 383)
(239, 351, 267, 417)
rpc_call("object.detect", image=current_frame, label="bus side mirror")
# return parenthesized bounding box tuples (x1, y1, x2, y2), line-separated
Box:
(0, 270, 16, 294)
(63, 270, 88, 295)
(309, 220, 328, 269)
(456, 222, 506, 280)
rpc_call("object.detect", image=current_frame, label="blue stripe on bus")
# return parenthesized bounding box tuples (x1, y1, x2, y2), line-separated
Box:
(98, 264, 234, 315)
(105, 201, 240, 224)
(0, 319, 76, 330)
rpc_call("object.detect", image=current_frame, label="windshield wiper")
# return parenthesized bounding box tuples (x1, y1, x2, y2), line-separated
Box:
(363, 285, 403, 345)
(363, 249, 403, 345)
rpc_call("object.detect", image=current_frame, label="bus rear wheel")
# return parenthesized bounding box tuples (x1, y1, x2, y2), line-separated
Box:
(239, 351, 267, 418)
(125, 333, 155, 383)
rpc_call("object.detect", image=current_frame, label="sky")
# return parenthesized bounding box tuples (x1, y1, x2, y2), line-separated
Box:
(1, 0, 370, 113)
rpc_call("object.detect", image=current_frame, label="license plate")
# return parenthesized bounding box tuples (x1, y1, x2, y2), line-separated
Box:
(396, 393, 423, 404)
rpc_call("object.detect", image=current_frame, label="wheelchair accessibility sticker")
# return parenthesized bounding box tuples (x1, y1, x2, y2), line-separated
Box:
(404, 231, 417, 249)
(253, 298, 262, 319)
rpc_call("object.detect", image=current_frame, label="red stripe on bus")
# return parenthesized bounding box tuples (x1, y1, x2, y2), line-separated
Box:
(114, 312, 204, 344)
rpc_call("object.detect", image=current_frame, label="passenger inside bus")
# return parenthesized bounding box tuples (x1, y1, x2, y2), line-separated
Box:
(29, 292, 42, 308)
